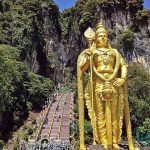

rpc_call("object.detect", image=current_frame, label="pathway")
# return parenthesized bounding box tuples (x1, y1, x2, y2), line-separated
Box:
(38, 92, 74, 141)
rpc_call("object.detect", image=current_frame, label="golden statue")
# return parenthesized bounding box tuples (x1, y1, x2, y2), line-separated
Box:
(77, 22, 139, 150)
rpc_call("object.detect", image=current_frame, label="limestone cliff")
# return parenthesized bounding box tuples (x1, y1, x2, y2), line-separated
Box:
(1, 0, 149, 83)
(41, 0, 150, 83)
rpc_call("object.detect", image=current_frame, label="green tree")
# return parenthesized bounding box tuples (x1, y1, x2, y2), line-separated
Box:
(128, 64, 150, 133)
(0, 44, 21, 112)
(0, 140, 4, 149)
(120, 28, 134, 52)
(0, 44, 53, 128)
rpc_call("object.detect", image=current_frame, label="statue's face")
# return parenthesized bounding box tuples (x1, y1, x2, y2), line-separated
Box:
(95, 32, 108, 48)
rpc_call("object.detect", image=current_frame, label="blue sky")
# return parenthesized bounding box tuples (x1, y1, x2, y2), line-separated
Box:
(144, 0, 150, 10)
(54, 0, 76, 12)
(54, 0, 150, 12)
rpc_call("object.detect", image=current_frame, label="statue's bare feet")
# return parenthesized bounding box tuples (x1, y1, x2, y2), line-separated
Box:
(134, 148, 140, 150)
(80, 148, 87, 150)
(129, 147, 140, 150)
(129, 144, 140, 150)
(104, 144, 108, 149)
(113, 144, 120, 150)
(80, 145, 87, 150)
(101, 143, 108, 149)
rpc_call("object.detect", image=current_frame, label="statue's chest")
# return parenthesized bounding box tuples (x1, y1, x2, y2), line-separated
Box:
(93, 49, 114, 65)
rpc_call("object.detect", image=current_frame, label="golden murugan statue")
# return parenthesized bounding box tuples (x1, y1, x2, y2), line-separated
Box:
(77, 22, 139, 150)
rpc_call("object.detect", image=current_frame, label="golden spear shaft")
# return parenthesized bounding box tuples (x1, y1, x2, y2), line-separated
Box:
(89, 42, 97, 146)
(77, 70, 85, 150)
(84, 27, 96, 146)
(123, 81, 138, 150)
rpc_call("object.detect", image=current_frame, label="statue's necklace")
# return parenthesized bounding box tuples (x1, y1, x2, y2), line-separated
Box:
(93, 48, 120, 81)
(98, 49, 111, 65)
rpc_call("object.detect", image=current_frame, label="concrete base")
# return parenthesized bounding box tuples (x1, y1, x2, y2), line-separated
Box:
(88, 145, 104, 150)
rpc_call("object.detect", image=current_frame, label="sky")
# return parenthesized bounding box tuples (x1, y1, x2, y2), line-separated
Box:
(54, 0, 150, 12)
(54, 0, 76, 12)
(144, 0, 150, 10)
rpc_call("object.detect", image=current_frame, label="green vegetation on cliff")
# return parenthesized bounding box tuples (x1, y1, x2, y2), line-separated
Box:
(135, 9, 150, 23)
(0, 0, 59, 64)
(120, 28, 134, 50)
(128, 64, 150, 131)
(0, 44, 53, 132)
(0, 0, 59, 143)
(61, 0, 145, 36)
(128, 64, 150, 146)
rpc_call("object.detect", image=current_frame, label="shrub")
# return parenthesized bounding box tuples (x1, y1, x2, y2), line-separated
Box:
(138, 118, 150, 134)
(0, 140, 4, 149)
(79, 12, 94, 32)
(23, 125, 27, 130)
(74, 120, 79, 138)
(112, 41, 121, 50)
(137, 118, 150, 146)
(13, 144, 17, 150)
(135, 9, 150, 22)
(12, 111, 21, 125)
(27, 128, 33, 135)
(23, 133, 28, 141)
(26, 102, 33, 111)
(84, 120, 92, 136)
(120, 28, 134, 51)
(108, 28, 116, 40)
(30, 115, 36, 124)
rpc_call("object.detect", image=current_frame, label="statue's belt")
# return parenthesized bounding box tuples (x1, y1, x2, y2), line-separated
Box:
(96, 81, 117, 101)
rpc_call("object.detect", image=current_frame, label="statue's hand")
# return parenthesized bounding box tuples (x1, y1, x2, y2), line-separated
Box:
(113, 78, 125, 87)
(85, 49, 92, 56)
(84, 49, 92, 59)
(78, 49, 91, 68)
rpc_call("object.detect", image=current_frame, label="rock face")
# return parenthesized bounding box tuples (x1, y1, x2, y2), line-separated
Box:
(0, 1, 149, 82)
(37, 0, 150, 82)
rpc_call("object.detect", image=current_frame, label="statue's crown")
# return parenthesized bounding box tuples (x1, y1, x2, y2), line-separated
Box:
(96, 22, 107, 34)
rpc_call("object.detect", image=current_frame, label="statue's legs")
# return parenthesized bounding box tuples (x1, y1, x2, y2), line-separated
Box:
(112, 91, 119, 143)
(86, 80, 124, 149)
(111, 93, 120, 149)
(94, 90, 107, 147)
(111, 87, 125, 149)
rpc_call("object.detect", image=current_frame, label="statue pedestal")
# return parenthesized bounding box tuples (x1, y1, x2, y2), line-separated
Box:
(89, 145, 104, 150)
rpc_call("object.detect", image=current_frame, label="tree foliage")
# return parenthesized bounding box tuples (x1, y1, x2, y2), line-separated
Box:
(0, 44, 21, 112)
(128, 64, 150, 132)
(120, 28, 135, 52)
(135, 9, 150, 24)
(0, 1, 59, 137)
(0, 140, 4, 149)
(138, 118, 150, 134)
(0, 44, 53, 128)
(0, 0, 59, 65)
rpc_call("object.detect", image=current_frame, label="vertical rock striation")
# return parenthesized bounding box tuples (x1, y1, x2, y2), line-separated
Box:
(41, 0, 150, 82)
